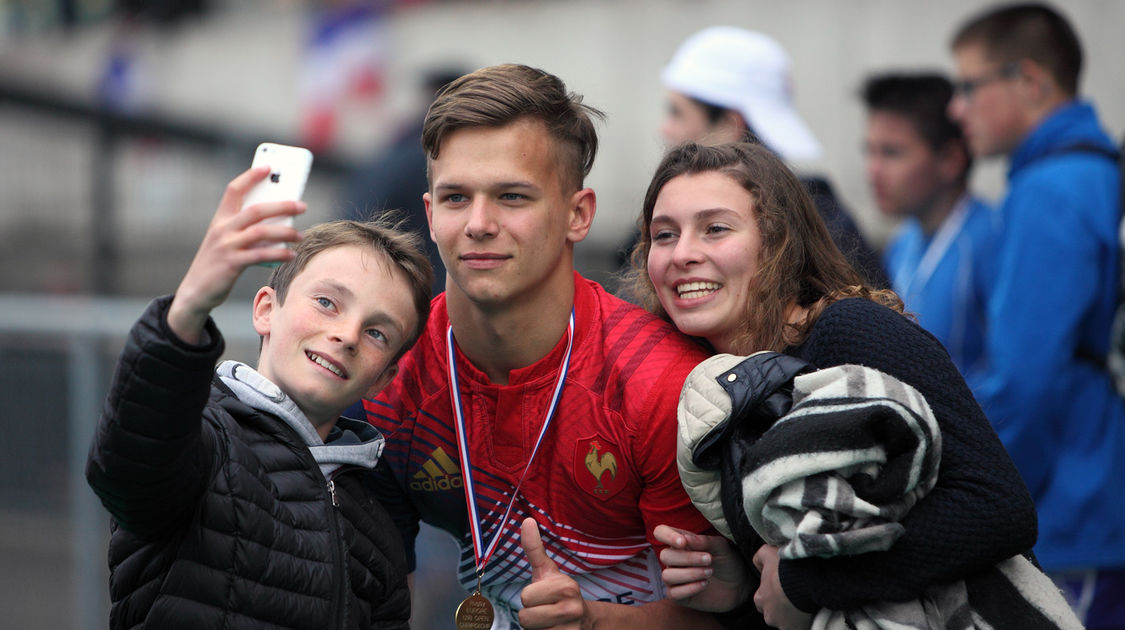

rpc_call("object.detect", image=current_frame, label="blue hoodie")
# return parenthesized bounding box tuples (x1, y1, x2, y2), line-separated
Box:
(885, 194, 1000, 378)
(967, 100, 1125, 571)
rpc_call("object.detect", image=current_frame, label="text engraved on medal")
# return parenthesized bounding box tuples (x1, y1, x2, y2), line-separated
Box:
(455, 592, 494, 630)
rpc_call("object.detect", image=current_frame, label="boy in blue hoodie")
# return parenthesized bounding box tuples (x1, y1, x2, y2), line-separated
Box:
(950, 4, 1124, 625)
(86, 165, 432, 629)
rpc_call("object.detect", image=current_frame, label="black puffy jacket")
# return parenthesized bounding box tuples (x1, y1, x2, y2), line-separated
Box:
(86, 296, 411, 629)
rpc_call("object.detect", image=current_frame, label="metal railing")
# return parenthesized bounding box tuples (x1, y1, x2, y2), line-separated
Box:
(0, 293, 262, 630)
(0, 77, 332, 628)
(0, 77, 353, 295)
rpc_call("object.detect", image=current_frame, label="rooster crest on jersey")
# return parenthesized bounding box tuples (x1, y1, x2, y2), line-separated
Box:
(575, 436, 625, 499)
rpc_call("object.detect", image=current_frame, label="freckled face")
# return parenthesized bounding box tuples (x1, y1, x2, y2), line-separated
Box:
(647, 172, 762, 353)
(253, 245, 416, 426)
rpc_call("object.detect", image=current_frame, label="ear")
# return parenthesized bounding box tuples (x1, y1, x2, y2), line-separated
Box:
(364, 363, 399, 399)
(935, 140, 968, 185)
(423, 191, 436, 242)
(566, 188, 597, 244)
(715, 110, 749, 144)
(1016, 59, 1063, 109)
(252, 287, 276, 338)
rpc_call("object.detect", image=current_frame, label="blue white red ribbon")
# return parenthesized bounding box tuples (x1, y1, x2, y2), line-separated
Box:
(446, 310, 575, 575)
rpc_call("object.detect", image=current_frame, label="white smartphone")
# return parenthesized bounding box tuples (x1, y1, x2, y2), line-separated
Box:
(241, 142, 314, 232)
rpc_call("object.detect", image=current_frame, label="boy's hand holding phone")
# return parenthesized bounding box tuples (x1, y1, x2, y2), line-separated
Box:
(167, 166, 306, 344)
(240, 142, 313, 246)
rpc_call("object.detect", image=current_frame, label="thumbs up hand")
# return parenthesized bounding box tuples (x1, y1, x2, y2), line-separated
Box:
(517, 517, 587, 629)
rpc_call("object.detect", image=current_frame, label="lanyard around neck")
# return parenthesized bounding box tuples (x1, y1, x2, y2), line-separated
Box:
(446, 309, 575, 576)
(896, 195, 971, 301)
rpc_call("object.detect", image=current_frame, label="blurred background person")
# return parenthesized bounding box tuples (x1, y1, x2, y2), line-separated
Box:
(862, 72, 1000, 378)
(342, 65, 466, 298)
(656, 25, 889, 289)
(96, 0, 210, 112)
(949, 4, 1125, 625)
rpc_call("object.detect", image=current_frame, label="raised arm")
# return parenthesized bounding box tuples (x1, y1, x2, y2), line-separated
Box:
(167, 166, 304, 343)
(86, 167, 305, 537)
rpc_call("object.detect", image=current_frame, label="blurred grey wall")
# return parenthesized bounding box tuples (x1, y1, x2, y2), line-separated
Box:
(2, 0, 1122, 282)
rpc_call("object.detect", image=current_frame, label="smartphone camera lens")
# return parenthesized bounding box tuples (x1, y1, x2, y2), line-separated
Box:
(270, 172, 281, 183)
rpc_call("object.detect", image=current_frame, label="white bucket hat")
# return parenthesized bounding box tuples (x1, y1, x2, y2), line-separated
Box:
(661, 26, 822, 161)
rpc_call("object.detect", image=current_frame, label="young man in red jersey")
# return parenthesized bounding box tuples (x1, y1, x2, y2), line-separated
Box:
(362, 64, 721, 629)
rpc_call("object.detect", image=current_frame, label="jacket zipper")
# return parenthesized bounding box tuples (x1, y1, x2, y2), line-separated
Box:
(325, 472, 352, 629)
(271, 417, 352, 628)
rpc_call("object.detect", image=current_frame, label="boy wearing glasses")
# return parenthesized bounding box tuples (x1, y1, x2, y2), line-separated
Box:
(949, 4, 1124, 626)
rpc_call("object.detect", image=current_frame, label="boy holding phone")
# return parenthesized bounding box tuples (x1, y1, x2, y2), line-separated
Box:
(86, 165, 432, 629)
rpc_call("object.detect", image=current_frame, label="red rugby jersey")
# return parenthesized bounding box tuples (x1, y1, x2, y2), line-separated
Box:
(364, 273, 711, 625)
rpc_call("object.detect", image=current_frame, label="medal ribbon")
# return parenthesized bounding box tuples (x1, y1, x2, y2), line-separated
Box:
(447, 309, 575, 577)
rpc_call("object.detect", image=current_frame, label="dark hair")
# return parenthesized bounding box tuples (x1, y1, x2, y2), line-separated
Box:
(421, 64, 605, 192)
(862, 74, 967, 150)
(688, 96, 763, 145)
(691, 96, 729, 125)
(952, 3, 1082, 96)
(862, 73, 972, 176)
(268, 217, 433, 361)
(623, 142, 903, 353)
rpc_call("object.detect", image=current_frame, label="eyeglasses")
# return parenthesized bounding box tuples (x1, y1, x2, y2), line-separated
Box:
(952, 62, 1021, 99)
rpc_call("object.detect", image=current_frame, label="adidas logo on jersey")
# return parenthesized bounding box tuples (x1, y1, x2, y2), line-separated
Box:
(409, 446, 464, 492)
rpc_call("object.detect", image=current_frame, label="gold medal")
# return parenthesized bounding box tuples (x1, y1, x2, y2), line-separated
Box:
(454, 591, 494, 630)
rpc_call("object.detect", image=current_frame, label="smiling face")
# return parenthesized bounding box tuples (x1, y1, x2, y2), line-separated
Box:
(423, 118, 594, 311)
(646, 171, 761, 353)
(253, 244, 417, 430)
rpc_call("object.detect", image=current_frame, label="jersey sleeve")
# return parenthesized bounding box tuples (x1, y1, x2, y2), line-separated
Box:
(629, 343, 715, 553)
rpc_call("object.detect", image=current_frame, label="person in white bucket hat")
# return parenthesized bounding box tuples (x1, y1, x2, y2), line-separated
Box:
(658, 26, 889, 289)
(661, 26, 821, 161)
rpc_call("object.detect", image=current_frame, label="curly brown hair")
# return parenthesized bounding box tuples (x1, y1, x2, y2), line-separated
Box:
(622, 142, 903, 354)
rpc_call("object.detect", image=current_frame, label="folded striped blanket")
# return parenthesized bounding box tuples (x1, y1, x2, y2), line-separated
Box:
(677, 353, 1082, 630)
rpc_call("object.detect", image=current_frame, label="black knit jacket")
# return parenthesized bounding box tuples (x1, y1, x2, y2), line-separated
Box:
(86, 297, 411, 630)
(778, 298, 1038, 611)
(711, 298, 1038, 628)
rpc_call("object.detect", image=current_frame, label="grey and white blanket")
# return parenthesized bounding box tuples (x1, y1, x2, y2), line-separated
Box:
(678, 353, 1083, 630)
